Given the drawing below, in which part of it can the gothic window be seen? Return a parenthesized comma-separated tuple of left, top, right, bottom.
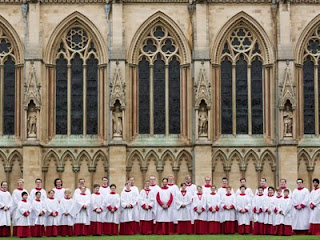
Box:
(0, 29, 15, 135)
(302, 26, 320, 135)
(220, 25, 264, 135)
(55, 27, 98, 135)
(138, 26, 181, 135)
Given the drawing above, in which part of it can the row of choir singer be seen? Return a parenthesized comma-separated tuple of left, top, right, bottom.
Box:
(0, 175, 320, 237)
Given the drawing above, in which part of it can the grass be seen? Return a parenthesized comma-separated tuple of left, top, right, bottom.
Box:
(8, 235, 320, 240)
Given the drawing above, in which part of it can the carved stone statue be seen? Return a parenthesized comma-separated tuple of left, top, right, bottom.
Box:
(283, 104, 293, 137)
(27, 106, 37, 138)
(198, 106, 208, 137)
(112, 105, 123, 137)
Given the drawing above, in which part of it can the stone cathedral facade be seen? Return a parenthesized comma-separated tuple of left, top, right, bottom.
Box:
(0, 0, 320, 192)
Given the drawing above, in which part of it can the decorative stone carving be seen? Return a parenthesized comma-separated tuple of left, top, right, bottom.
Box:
(24, 62, 41, 109)
(283, 101, 293, 137)
(198, 103, 208, 137)
(280, 61, 296, 110)
(112, 101, 123, 138)
(194, 63, 211, 108)
(110, 62, 126, 108)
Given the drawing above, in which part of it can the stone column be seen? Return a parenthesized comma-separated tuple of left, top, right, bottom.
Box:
(23, 145, 42, 191)
(109, 144, 127, 192)
(194, 144, 211, 185)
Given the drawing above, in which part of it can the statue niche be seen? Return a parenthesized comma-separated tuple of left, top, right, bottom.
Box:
(283, 100, 293, 137)
(27, 101, 37, 138)
(112, 100, 123, 140)
(198, 100, 208, 137)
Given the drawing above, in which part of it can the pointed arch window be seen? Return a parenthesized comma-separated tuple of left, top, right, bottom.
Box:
(55, 27, 99, 135)
(302, 25, 320, 135)
(137, 26, 181, 135)
(0, 28, 16, 135)
(220, 25, 264, 135)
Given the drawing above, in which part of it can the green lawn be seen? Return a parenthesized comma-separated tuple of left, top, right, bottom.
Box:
(8, 235, 320, 240)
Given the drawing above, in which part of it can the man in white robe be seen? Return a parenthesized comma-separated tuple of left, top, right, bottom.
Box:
(309, 178, 320, 235)
(154, 178, 175, 235)
(30, 178, 47, 201)
(292, 178, 310, 234)
(236, 185, 251, 234)
(207, 185, 221, 234)
(12, 178, 29, 236)
(0, 181, 12, 237)
(103, 184, 120, 235)
(73, 178, 91, 198)
(235, 178, 254, 198)
(149, 175, 161, 193)
(255, 177, 268, 195)
(139, 180, 154, 235)
(218, 177, 234, 199)
(53, 178, 65, 203)
(71, 186, 91, 236)
(120, 182, 138, 235)
(202, 176, 212, 195)
(279, 178, 291, 196)
(175, 183, 192, 234)
(185, 175, 197, 196)
(99, 176, 110, 196)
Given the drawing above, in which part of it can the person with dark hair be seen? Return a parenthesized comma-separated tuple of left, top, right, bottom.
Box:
(100, 177, 110, 196)
(263, 187, 276, 235)
(154, 177, 174, 235)
(139, 180, 154, 235)
(53, 178, 65, 203)
(0, 181, 12, 237)
(120, 182, 138, 235)
(91, 184, 103, 236)
(252, 186, 265, 235)
(15, 191, 32, 237)
(235, 178, 254, 198)
(218, 177, 234, 199)
(103, 184, 120, 235)
(236, 185, 251, 234)
(30, 178, 47, 201)
(207, 185, 221, 234)
(185, 175, 197, 196)
(175, 183, 192, 234)
(279, 178, 291, 196)
(255, 178, 268, 195)
(292, 178, 310, 235)
(309, 178, 320, 235)
(31, 191, 46, 237)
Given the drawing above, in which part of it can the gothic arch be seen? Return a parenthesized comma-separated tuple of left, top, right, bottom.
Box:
(211, 11, 274, 64)
(145, 150, 160, 166)
(0, 16, 24, 64)
(44, 11, 107, 64)
(61, 150, 76, 167)
(312, 149, 320, 166)
(126, 150, 144, 172)
(161, 150, 175, 164)
(295, 14, 320, 64)
(176, 150, 192, 165)
(298, 149, 312, 168)
(43, 150, 60, 168)
(92, 150, 108, 169)
(128, 11, 191, 64)
(77, 150, 91, 167)
(8, 150, 22, 170)
(228, 149, 243, 168)
(260, 150, 275, 171)
(212, 149, 228, 171)
(244, 149, 259, 163)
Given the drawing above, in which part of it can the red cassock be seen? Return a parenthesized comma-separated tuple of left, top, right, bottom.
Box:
(309, 224, 320, 235)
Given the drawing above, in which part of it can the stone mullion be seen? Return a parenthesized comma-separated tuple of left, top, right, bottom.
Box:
(0, 64, 3, 136)
(149, 65, 154, 135)
(165, 65, 169, 136)
(67, 64, 72, 136)
(16, 66, 21, 138)
(248, 65, 252, 135)
(98, 66, 104, 138)
(180, 66, 185, 137)
(314, 65, 319, 136)
(132, 66, 138, 137)
(83, 64, 87, 136)
(232, 64, 236, 135)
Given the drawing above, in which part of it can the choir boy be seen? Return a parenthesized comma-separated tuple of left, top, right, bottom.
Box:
(53, 178, 65, 202)
(139, 180, 154, 235)
(15, 191, 32, 238)
(0, 181, 12, 237)
(175, 183, 193, 234)
(120, 182, 138, 235)
(276, 189, 293, 236)
(309, 178, 320, 235)
(71, 186, 91, 236)
(30, 178, 47, 201)
(292, 178, 310, 234)
(236, 185, 251, 234)
(207, 185, 221, 234)
(59, 189, 74, 236)
(91, 184, 104, 235)
(99, 177, 110, 196)
(220, 186, 236, 234)
(45, 189, 60, 237)
(103, 184, 120, 235)
(31, 191, 46, 237)
(252, 186, 265, 235)
(263, 186, 276, 235)
(155, 178, 175, 235)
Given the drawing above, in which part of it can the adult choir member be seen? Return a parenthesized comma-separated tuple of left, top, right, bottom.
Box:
(235, 178, 254, 198)
(73, 179, 91, 198)
(309, 178, 320, 235)
(53, 178, 65, 202)
(99, 177, 110, 196)
(30, 178, 47, 201)
(202, 176, 212, 195)
(0, 181, 12, 237)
